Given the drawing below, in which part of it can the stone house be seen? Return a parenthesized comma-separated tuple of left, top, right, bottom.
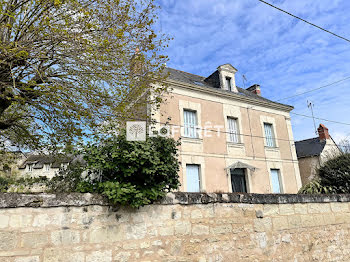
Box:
(295, 124, 341, 186)
(147, 64, 302, 193)
(17, 155, 72, 179)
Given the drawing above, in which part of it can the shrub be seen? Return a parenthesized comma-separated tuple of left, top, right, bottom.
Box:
(299, 153, 350, 194)
(317, 153, 350, 193)
(48, 131, 181, 208)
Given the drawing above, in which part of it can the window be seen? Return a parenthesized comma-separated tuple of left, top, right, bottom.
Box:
(225, 77, 232, 91)
(231, 168, 247, 193)
(264, 123, 276, 147)
(227, 117, 239, 143)
(45, 164, 50, 171)
(28, 164, 33, 172)
(186, 164, 201, 192)
(184, 110, 198, 138)
(270, 169, 283, 193)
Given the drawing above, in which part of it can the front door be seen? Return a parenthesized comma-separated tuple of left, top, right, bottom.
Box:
(231, 168, 247, 193)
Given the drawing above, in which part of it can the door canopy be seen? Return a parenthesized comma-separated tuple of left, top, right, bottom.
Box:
(225, 161, 256, 174)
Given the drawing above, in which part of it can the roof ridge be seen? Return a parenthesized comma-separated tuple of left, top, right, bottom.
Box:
(295, 137, 319, 143)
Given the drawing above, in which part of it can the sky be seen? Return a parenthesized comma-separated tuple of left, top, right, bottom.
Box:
(155, 0, 350, 143)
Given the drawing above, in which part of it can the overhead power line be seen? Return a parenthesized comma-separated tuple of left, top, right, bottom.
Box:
(276, 76, 350, 102)
(115, 113, 345, 148)
(290, 112, 350, 126)
(257, 0, 350, 43)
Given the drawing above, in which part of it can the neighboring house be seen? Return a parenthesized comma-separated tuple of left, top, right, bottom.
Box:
(148, 64, 302, 193)
(295, 124, 341, 186)
(18, 155, 72, 179)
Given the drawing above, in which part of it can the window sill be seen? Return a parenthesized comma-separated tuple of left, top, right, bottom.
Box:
(227, 142, 244, 148)
(265, 146, 279, 152)
(181, 136, 203, 144)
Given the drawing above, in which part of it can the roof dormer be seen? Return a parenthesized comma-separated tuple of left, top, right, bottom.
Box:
(204, 64, 238, 93)
(217, 64, 238, 92)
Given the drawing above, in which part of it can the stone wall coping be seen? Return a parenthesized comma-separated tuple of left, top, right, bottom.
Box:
(1, 192, 350, 208)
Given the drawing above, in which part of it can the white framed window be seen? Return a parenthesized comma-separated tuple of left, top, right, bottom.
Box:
(186, 164, 201, 192)
(270, 169, 283, 193)
(225, 77, 232, 91)
(28, 164, 33, 172)
(45, 164, 50, 171)
(184, 110, 198, 138)
(264, 123, 276, 147)
(227, 117, 239, 143)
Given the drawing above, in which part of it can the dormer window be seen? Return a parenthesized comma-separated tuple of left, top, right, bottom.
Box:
(225, 77, 232, 91)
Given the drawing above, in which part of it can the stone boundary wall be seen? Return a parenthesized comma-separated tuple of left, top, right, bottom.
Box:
(1, 193, 350, 261)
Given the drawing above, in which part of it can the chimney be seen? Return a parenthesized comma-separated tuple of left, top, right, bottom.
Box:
(130, 48, 144, 76)
(247, 84, 261, 96)
(317, 124, 330, 141)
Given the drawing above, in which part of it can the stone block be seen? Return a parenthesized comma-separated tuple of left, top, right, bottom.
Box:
(279, 204, 295, 215)
(335, 213, 350, 224)
(89, 225, 126, 243)
(43, 248, 84, 262)
(272, 217, 288, 231)
(294, 203, 308, 214)
(287, 215, 301, 228)
(51, 230, 80, 245)
(331, 203, 349, 213)
(114, 251, 131, 262)
(263, 205, 279, 216)
(0, 231, 18, 251)
(21, 232, 48, 248)
(323, 213, 336, 225)
(190, 210, 203, 219)
(0, 215, 9, 228)
(9, 215, 32, 228)
(307, 203, 331, 214)
(86, 250, 112, 262)
(14, 257, 39, 262)
(300, 215, 314, 227)
(126, 223, 147, 240)
(210, 224, 232, 235)
(192, 225, 209, 235)
(254, 218, 272, 232)
(159, 226, 174, 236)
(174, 221, 191, 235)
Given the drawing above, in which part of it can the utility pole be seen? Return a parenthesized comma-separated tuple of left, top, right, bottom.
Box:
(307, 100, 318, 135)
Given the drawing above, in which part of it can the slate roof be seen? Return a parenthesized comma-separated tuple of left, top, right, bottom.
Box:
(164, 67, 293, 109)
(19, 155, 73, 169)
(295, 137, 326, 158)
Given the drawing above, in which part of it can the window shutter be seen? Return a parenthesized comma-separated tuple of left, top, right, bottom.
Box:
(270, 169, 282, 193)
(264, 123, 275, 147)
(228, 118, 239, 143)
(186, 165, 200, 192)
(184, 110, 197, 138)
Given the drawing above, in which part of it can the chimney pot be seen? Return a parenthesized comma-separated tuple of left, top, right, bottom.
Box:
(247, 84, 261, 96)
(317, 124, 330, 141)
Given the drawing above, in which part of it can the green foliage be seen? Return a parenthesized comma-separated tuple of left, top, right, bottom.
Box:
(298, 179, 335, 194)
(0, 175, 11, 192)
(317, 153, 350, 193)
(0, 0, 170, 151)
(46, 132, 181, 208)
(46, 161, 85, 193)
(0, 175, 47, 192)
(299, 153, 350, 194)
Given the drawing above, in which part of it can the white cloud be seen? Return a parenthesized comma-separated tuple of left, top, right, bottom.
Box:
(157, 0, 350, 141)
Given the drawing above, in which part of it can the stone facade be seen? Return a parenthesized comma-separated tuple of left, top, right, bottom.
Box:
(1, 193, 350, 261)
